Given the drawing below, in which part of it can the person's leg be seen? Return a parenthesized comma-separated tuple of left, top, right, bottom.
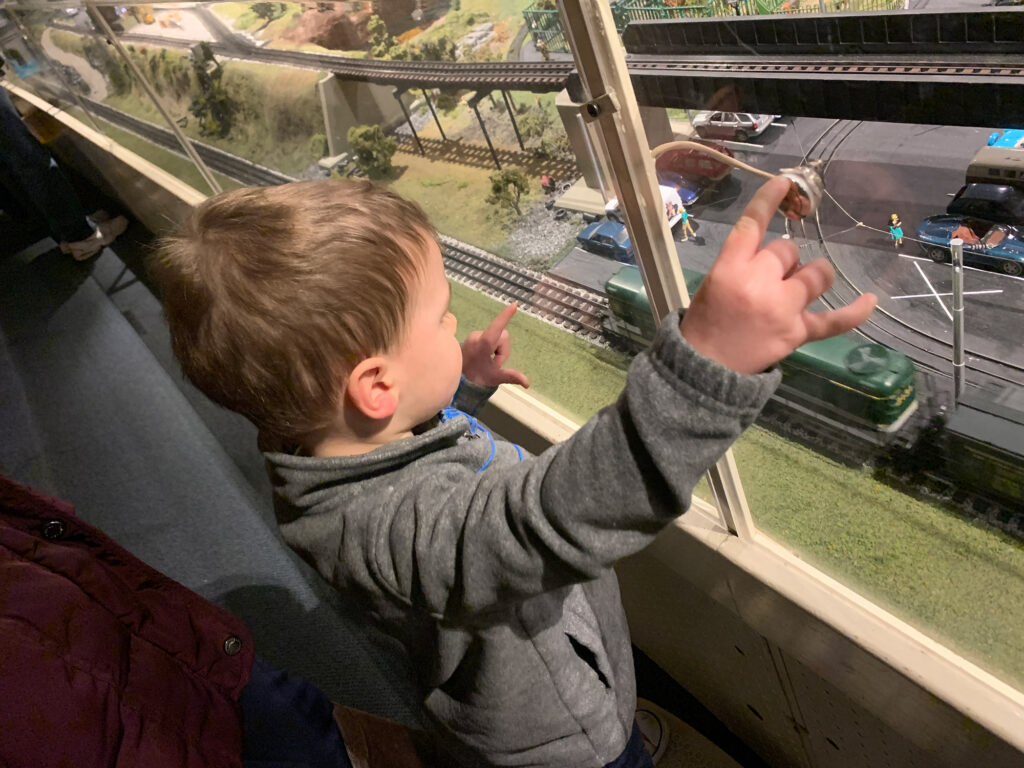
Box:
(0, 88, 93, 244)
(240, 655, 353, 768)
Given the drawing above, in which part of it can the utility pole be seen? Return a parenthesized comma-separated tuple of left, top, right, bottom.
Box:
(951, 237, 965, 403)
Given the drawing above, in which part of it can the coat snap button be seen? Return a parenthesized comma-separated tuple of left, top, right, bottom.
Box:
(42, 520, 66, 540)
(223, 635, 243, 656)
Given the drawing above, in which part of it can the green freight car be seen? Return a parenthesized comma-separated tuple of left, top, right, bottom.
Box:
(603, 266, 918, 432)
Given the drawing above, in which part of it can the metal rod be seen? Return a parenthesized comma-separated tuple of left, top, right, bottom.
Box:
(576, 112, 609, 202)
(7, 12, 105, 136)
(501, 90, 525, 152)
(421, 88, 446, 141)
(951, 237, 965, 403)
(558, 0, 756, 539)
(87, 3, 222, 194)
(470, 96, 500, 170)
(393, 88, 423, 155)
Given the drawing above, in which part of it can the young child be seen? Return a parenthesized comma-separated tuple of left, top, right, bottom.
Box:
(151, 177, 875, 768)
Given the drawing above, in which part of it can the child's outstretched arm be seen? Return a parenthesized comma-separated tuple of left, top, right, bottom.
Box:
(681, 176, 877, 375)
(299, 179, 877, 621)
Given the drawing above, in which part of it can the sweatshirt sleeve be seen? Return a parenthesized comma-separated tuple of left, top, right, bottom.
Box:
(451, 376, 497, 416)
(341, 310, 782, 621)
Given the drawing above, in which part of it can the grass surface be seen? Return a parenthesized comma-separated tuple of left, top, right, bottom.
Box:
(49, 29, 89, 58)
(449, 281, 628, 421)
(387, 148, 540, 256)
(449, 280, 1024, 692)
(97, 48, 324, 176)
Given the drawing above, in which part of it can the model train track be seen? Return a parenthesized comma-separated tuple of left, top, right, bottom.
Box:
(80, 96, 294, 187)
(79, 94, 607, 343)
(68, 90, 606, 345)
(102, 27, 575, 92)
(440, 236, 608, 343)
(627, 55, 1024, 79)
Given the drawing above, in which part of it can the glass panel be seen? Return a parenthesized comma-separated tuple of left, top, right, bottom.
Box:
(581, 0, 1024, 692)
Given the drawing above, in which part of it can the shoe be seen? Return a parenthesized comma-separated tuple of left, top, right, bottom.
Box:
(64, 215, 128, 261)
(635, 700, 669, 766)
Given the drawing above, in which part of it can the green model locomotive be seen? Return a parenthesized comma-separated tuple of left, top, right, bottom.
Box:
(603, 266, 919, 432)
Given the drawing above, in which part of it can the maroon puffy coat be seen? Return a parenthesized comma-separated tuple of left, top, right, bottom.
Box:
(0, 475, 253, 767)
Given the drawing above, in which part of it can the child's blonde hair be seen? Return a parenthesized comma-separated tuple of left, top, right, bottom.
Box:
(150, 178, 436, 442)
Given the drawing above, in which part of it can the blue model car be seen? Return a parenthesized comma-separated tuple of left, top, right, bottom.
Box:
(655, 170, 706, 206)
(576, 219, 634, 263)
(987, 129, 1024, 148)
(916, 215, 1024, 276)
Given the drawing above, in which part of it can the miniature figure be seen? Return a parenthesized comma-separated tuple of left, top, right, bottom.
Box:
(680, 204, 696, 241)
(889, 214, 904, 248)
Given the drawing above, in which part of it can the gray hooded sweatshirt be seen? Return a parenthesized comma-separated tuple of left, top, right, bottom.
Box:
(265, 312, 780, 768)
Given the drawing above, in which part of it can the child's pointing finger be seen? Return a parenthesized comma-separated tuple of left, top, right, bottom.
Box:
(481, 303, 518, 346)
(720, 176, 791, 264)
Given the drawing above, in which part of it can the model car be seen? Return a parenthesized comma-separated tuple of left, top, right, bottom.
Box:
(605, 184, 684, 229)
(946, 183, 1024, 227)
(576, 219, 634, 263)
(691, 112, 778, 142)
(655, 170, 708, 206)
(987, 129, 1024, 148)
(916, 215, 1024, 276)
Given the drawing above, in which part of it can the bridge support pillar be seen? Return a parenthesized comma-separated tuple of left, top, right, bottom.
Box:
(555, 88, 671, 195)
(316, 74, 406, 157)
(469, 92, 501, 170)
(393, 88, 424, 155)
(502, 90, 525, 152)
(422, 89, 447, 141)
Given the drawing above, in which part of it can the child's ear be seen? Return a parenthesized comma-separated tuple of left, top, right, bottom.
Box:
(345, 357, 399, 420)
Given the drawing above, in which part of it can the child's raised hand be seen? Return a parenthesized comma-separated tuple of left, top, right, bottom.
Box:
(461, 303, 530, 389)
(680, 176, 878, 375)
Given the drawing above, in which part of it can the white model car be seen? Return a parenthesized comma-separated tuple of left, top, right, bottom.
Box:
(691, 111, 779, 142)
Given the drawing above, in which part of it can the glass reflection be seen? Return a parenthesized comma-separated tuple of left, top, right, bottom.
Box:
(5, 0, 1020, 691)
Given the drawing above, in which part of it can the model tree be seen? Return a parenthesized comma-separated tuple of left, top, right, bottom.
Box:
(347, 124, 397, 178)
(487, 168, 530, 216)
(188, 42, 234, 138)
(250, 2, 285, 27)
(367, 15, 406, 59)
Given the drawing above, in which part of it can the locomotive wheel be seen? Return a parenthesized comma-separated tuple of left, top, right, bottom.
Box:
(1002, 260, 1023, 277)
(927, 247, 949, 263)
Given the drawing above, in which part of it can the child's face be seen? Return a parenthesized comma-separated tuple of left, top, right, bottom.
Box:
(391, 239, 463, 426)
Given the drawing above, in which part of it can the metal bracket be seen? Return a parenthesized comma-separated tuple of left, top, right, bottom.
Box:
(579, 92, 618, 122)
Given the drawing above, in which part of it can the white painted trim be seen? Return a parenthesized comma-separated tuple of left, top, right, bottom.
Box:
(678, 517, 1024, 753)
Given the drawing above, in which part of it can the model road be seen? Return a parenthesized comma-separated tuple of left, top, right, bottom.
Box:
(559, 117, 1024, 390)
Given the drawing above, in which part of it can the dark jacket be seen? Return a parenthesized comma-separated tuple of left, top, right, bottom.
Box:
(0, 474, 254, 768)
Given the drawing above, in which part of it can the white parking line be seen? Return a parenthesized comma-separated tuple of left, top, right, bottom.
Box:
(913, 261, 953, 321)
(771, 122, 789, 128)
(891, 290, 1003, 299)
